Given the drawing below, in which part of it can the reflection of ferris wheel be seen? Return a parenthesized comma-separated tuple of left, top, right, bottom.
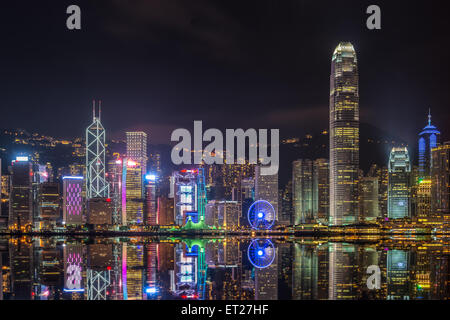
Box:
(247, 200, 275, 229)
(247, 239, 276, 269)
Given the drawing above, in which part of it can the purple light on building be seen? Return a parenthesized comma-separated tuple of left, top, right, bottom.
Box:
(63, 176, 84, 225)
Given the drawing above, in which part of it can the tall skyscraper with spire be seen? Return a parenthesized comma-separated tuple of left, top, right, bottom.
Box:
(86, 100, 109, 199)
(329, 42, 359, 226)
(418, 109, 440, 179)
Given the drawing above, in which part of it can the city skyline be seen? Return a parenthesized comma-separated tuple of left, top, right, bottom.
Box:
(1, 1, 450, 304)
(1, 1, 449, 151)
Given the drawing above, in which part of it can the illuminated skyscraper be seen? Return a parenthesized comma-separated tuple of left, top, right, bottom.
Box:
(9, 156, 33, 230)
(431, 142, 450, 215)
(292, 160, 313, 224)
(63, 176, 84, 225)
(205, 200, 241, 230)
(107, 158, 123, 225)
(122, 159, 144, 226)
(418, 110, 440, 179)
(126, 132, 148, 176)
(293, 159, 329, 225)
(86, 101, 109, 199)
(145, 174, 157, 226)
(388, 147, 411, 219)
(87, 197, 112, 225)
(359, 177, 379, 221)
(255, 165, 278, 222)
(37, 182, 60, 228)
(157, 196, 175, 226)
(313, 159, 329, 223)
(329, 42, 359, 226)
(416, 179, 432, 220)
(173, 170, 197, 226)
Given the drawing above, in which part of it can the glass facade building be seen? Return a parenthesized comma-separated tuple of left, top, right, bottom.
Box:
(329, 42, 359, 225)
(126, 131, 148, 176)
(431, 142, 450, 214)
(388, 147, 411, 219)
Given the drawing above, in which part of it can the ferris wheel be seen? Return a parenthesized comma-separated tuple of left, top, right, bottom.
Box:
(247, 239, 276, 269)
(247, 200, 275, 230)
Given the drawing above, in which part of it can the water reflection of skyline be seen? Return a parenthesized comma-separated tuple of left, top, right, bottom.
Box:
(1, 237, 449, 300)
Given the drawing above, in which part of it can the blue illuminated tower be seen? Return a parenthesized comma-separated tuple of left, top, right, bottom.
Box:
(86, 101, 109, 199)
(418, 109, 440, 179)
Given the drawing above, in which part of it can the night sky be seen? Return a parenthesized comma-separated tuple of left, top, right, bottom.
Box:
(1, 0, 450, 149)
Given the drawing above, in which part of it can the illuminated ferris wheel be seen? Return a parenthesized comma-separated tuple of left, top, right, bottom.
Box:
(247, 200, 275, 230)
(247, 239, 276, 269)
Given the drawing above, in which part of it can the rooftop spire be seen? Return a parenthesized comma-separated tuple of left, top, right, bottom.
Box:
(99, 100, 102, 121)
(428, 108, 431, 126)
(92, 100, 96, 120)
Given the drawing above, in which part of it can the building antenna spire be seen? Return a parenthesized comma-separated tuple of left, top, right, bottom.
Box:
(99, 100, 102, 121)
(92, 100, 96, 120)
(428, 107, 431, 126)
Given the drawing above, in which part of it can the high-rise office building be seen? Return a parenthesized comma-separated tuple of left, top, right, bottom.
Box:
(388, 147, 411, 219)
(359, 177, 379, 221)
(86, 101, 109, 199)
(367, 164, 388, 219)
(122, 159, 144, 226)
(9, 156, 33, 230)
(293, 159, 329, 225)
(37, 182, 60, 228)
(145, 174, 157, 226)
(63, 176, 84, 225)
(205, 200, 241, 230)
(126, 132, 148, 176)
(313, 159, 329, 223)
(87, 197, 113, 225)
(255, 165, 278, 222)
(280, 180, 292, 226)
(157, 196, 175, 226)
(173, 170, 197, 226)
(431, 142, 450, 215)
(292, 159, 313, 224)
(107, 158, 123, 225)
(418, 110, 440, 179)
(292, 160, 313, 224)
(416, 179, 432, 220)
(329, 42, 359, 226)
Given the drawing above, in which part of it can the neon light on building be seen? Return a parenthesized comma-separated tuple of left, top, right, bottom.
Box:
(174, 170, 197, 225)
(63, 176, 84, 225)
(64, 245, 84, 293)
(418, 109, 440, 179)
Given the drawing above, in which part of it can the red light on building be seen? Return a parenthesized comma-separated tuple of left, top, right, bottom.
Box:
(106, 198, 111, 202)
(107, 266, 111, 270)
